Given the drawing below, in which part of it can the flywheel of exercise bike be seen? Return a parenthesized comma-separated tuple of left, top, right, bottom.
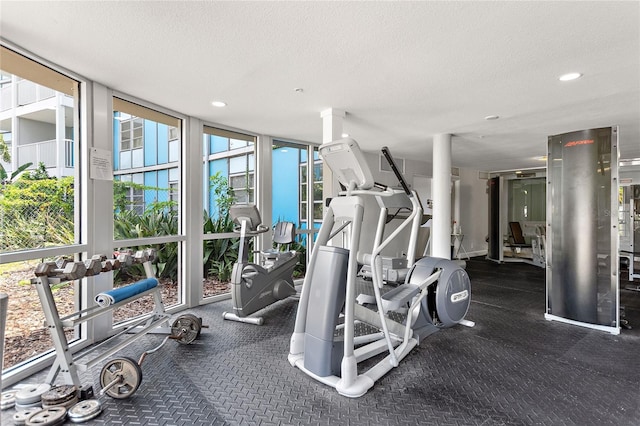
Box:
(407, 257, 471, 328)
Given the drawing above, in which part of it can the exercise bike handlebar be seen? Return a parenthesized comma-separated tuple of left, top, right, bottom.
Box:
(233, 223, 270, 235)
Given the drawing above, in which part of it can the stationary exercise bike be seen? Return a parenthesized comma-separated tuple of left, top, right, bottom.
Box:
(222, 204, 298, 325)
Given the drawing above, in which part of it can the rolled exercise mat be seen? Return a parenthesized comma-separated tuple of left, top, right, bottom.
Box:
(95, 278, 158, 307)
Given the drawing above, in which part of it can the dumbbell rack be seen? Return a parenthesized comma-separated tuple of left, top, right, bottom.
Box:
(32, 255, 172, 393)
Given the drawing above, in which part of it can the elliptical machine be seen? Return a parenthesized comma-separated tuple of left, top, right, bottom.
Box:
(288, 138, 472, 397)
(222, 204, 298, 325)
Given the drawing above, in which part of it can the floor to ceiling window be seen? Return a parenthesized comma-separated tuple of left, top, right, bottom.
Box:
(112, 97, 184, 319)
(271, 141, 322, 272)
(202, 126, 256, 299)
(0, 45, 82, 372)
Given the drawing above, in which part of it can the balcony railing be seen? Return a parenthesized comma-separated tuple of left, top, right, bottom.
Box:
(16, 139, 74, 170)
(0, 80, 56, 112)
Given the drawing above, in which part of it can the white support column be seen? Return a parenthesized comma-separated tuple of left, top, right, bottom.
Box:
(256, 135, 273, 254)
(86, 82, 115, 342)
(432, 133, 452, 259)
(55, 93, 66, 176)
(10, 76, 18, 173)
(184, 117, 204, 306)
(320, 108, 345, 202)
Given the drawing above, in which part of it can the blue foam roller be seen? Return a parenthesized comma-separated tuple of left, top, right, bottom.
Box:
(95, 278, 158, 307)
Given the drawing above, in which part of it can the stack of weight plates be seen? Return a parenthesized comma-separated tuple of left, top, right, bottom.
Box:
(12, 406, 43, 426)
(14, 383, 50, 410)
(41, 385, 79, 410)
(67, 399, 102, 423)
(1, 390, 17, 410)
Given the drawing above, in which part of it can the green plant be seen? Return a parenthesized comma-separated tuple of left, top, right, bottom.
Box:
(23, 162, 50, 180)
(209, 171, 235, 219)
(0, 162, 34, 184)
(0, 175, 74, 250)
(202, 171, 240, 281)
(203, 211, 239, 281)
(113, 201, 179, 282)
(0, 133, 9, 163)
(289, 238, 307, 278)
(210, 259, 233, 282)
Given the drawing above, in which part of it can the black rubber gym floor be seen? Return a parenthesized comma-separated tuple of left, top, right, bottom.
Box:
(3, 258, 640, 425)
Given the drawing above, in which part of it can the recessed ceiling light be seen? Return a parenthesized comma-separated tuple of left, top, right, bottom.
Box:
(484, 115, 499, 121)
(559, 72, 582, 82)
(341, 133, 350, 138)
(211, 101, 227, 107)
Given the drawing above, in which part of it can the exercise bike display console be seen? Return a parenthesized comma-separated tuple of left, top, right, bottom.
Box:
(222, 205, 298, 325)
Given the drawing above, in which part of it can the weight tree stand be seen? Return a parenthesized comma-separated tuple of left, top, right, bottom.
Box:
(31, 249, 205, 400)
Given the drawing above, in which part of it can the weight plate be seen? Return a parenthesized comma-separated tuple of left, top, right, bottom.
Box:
(42, 395, 78, 410)
(15, 401, 43, 410)
(1, 390, 16, 410)
(15, 383, 51, 405)
(25, 406, 67, 426)
(68, 399, 102, 423)
(12, 407, 42, 426)
(171, 314, 202, 344)
(41, 385, 78, 406)
(99, 357, 143, 399)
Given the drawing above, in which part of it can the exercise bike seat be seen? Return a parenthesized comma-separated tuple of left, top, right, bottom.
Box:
(262, 221, 296, 262)
(272, 221, 296, 245)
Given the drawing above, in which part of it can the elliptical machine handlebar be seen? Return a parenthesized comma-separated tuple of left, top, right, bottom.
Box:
(381, 146, 412, 197)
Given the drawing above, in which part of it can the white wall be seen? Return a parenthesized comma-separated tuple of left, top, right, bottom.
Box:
(18, 117, 53, 144)
(458, 168, 489, 257)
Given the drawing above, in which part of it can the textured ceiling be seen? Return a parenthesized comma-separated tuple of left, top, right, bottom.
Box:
(1, 1, 638, 171)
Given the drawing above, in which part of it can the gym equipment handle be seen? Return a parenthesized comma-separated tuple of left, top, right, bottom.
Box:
(381, 146, 412, 197)
(242, 265, 259, 279)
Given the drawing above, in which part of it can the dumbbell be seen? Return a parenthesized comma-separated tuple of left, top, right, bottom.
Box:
(145, 248, 157, 262)
(106, 258, 121, 270)
(117, 250, 134, 267)
(132, 248, 157, 264)
(84, 258, 103, 276)
(35, 261, 87, 280)
(99, 258, 121, 272)
(134, 250, 150, 263)
(56, 257, 72, 269)
(100, 260, 112, 272)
